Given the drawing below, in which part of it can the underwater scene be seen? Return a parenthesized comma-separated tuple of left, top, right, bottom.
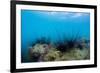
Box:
(21, 10, 90, 63)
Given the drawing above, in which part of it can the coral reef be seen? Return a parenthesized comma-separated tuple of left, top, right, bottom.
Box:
(44, 48, 61, 61)
(28, 36, 90, 62)
(29, 43, 49, 62)
(60, 48, 90, 60)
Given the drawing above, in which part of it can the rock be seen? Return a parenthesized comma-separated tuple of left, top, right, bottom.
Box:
(60, 48, 90, 60)
(44, 48, 61, 61)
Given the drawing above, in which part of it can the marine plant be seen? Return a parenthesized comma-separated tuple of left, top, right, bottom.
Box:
(56, 34, 79, 52)
(35, 37, 51, 44)
(28, 33, 90, 62)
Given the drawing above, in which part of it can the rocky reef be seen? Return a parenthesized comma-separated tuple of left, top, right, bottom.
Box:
(28, 37, 90, 62)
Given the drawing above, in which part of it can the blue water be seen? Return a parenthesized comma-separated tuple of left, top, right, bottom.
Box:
(21, 10, 90, 62)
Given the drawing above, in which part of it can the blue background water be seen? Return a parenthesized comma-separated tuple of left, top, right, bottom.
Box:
(21, 10, 90, 62)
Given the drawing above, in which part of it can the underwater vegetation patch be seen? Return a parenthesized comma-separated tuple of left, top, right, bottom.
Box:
(27, 35, 90, 62)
